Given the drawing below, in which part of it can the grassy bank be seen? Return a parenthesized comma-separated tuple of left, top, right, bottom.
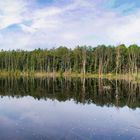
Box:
(0, 70, 139, 81)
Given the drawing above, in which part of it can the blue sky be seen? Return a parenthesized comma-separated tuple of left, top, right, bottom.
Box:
(0, 0, 140, 50)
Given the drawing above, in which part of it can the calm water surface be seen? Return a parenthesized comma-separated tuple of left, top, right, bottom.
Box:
(0, 77, 140, 140)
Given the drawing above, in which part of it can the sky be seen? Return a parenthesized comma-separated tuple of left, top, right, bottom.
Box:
(0, 0, 140, 50)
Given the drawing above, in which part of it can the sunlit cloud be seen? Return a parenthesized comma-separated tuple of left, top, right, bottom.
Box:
(0, 0, 140, 50)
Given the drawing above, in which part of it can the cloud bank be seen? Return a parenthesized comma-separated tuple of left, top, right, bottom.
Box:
(0, 0, 140, 50)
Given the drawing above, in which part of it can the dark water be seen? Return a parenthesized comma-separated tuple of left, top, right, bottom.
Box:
(0, 77, 140, 140)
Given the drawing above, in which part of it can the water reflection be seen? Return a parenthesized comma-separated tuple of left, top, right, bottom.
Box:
(0, 77, 140, 109)
(0, 77, 140, 140)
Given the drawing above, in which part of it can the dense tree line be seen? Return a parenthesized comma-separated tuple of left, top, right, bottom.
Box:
(0, 44, 140, 75)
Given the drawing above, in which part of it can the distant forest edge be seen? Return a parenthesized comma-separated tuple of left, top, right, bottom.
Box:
(0, 44, 140, 78)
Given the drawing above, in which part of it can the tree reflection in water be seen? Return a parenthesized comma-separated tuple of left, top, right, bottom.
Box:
(0, 77, 139, 109)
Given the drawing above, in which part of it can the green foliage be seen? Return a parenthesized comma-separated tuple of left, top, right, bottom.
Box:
(0, 44, 140, 75)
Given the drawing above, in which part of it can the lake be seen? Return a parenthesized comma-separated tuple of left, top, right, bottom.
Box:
(0, 77, 139, 140)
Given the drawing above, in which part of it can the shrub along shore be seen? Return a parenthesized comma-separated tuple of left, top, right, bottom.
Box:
(0, 70, 139, 82)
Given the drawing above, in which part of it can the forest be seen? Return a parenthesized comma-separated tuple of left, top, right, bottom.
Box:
(0, 44, 139, 76)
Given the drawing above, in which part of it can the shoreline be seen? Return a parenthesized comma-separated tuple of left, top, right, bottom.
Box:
(0, 71, 138, 80)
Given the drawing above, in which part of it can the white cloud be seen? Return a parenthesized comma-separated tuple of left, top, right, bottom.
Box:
(0, 0, 28, 29)
(0, 0, 140, 50)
